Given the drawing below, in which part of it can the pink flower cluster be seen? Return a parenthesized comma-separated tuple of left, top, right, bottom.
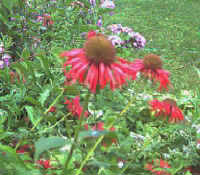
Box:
(36, 14, 53, 27)
(0, 42, 11, 69)
(100, 0, 115, 9)
(64, 96, 89, 119)
(107, 24, 146, 48)
(149, 99, 184, 123)
(145, 159, 171, 175)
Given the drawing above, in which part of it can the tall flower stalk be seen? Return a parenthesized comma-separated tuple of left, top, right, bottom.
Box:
(62, 93, 91, 174)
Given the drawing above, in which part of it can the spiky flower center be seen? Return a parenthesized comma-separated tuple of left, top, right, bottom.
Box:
(163, 98, 177, 107)
(84, 36, 116, 64)
(143, 54, 162, 70)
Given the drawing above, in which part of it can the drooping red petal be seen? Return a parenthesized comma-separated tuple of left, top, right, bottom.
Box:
(130, 59, 144, 72)
(85, 64, 98, 93)
(106, 66, 116, 90)
(99, 63, 106, 89)
(87, 30, 97, 39)
(75, 63, 89, 83)
(66, 57, 82, 65)
(60, 49, 83, 58)
(156, 69, 170, 91)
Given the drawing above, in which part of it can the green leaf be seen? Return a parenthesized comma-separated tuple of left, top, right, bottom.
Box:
(38, 87, 51, 107)
(21, 48, 30, 60)
(12, 62, 27, 75)
(0, 109, 7, 124)
(194, 67, 200, 79)
(2, 0, 17, 10)
(36, 55, 52, 78)
(24, 96, 41, 106)
(34, 136, 68, 160)
(25, 106, 40, 126)
(0, 144, 27, 168)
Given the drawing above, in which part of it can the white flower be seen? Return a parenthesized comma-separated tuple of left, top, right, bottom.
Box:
(118, 161, 124, 168)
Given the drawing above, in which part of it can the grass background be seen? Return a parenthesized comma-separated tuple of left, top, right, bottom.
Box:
(103, 0, 200, 92)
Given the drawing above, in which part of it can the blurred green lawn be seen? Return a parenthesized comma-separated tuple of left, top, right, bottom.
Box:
(104, 0, 200, 91)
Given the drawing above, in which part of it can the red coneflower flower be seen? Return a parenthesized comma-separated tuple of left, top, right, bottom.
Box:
(149, 99, 184, 123)
(145, 159, 171, 175)
(64, 96, 89, 119)
(130, 54, 171, 91)
(60, 31, 135, 93)
(42, 14, 54, 27)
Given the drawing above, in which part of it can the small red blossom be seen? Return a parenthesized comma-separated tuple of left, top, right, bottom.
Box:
(48, 106, 56, 113)
(37, 159, 52, 169)
(130, 54, 171, 91)
(37, 14, 53, 27)
(16, 144, 30, 154)
(61, 31, 136, 93)
(64, 96, 89, 119)
(145, 159, 171, 175)
(42, 14, 54, 26)
(149, 99, 184, 123)
(92, 122, 104, 131)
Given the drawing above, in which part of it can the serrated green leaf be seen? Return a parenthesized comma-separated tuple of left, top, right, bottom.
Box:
(12, 62, 27, 75)
(24, 96, 41, 106)
(21, 48, 30, 60)
(36, 55, 52, 78)
(38, 87, 51, 106)
(25, 106, 40, 126)
(34, 136, 68, 160)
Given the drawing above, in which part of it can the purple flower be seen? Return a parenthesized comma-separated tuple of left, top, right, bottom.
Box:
(97, 16, 102, 27)
(129, 32, 146, 49)
(88, 9, 93, 14)
(107, 24, 122, 34)
(121, 27, 133, 33)
(108, 35, 123, 47)
(89, 0, 96, 7)
(0, 46, 4, 54)
(0, 60, 4, 69)
(109, 11, 115, 16)
(100, 0, 115, 9)
(0, 54, 11, 69)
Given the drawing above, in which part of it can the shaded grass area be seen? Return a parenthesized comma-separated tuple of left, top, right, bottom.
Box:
(104, 0, 200, 91)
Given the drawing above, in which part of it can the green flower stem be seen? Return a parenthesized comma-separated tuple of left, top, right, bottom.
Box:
(75, 97, 135, 175)
(31, 88, 64, 131)
(62, 93, 91, 174)
(39, 113, 70, 134)
(120, 160, 134, 174)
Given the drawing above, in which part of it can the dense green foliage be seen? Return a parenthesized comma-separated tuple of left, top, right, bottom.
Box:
(0, 0, 199, 175)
